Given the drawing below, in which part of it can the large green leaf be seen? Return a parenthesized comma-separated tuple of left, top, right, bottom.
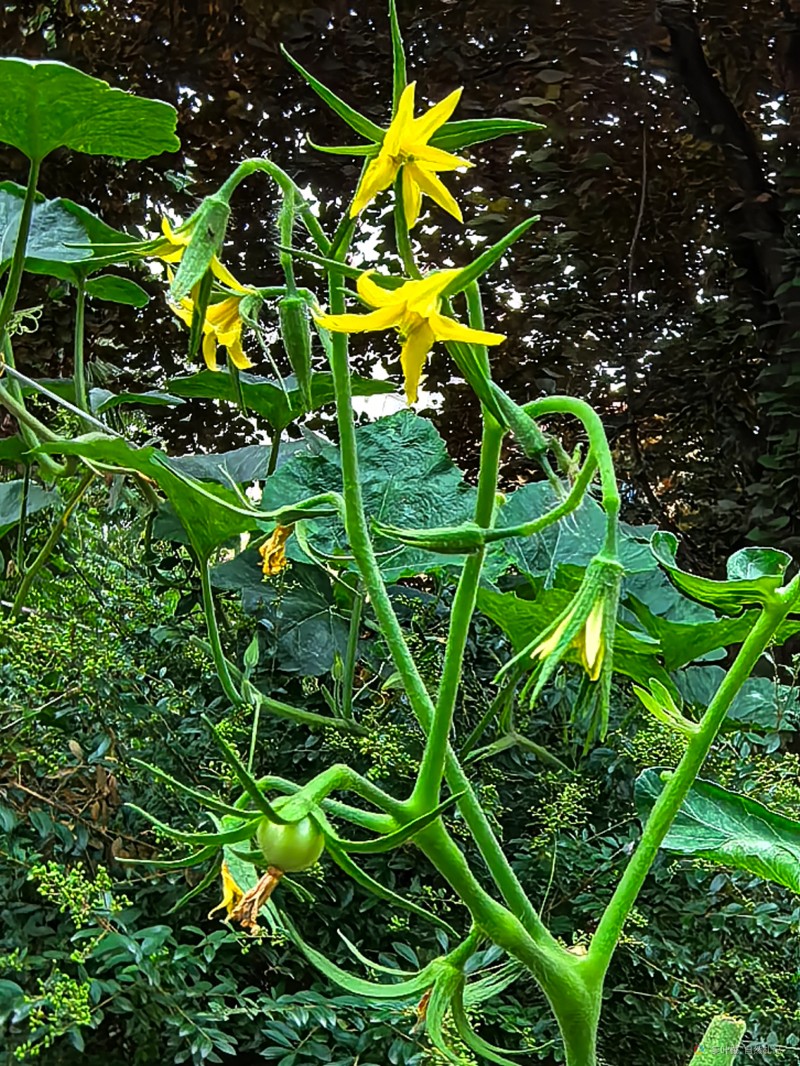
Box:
(636, 769, 800, 892)
(0, 58, 179, 162)
(261, 410, 487, 580)
(651, 532, 791, 615)
(0, 479, 57, 538)
(430, 118, 544, 153)
(476, 585, 670, 690)
(0, 182, 136, 282)
(212, 554, 349, 675)
(89, 388, 182, 414)
(85, 274, 149, 306)
(167, 370, 395, 432)
(674, 666, 800, 731)
(37, 435, 258, 558)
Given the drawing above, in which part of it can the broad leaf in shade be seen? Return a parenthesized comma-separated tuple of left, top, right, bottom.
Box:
(37, 435, 259, 558)
(674, 665, 800, 732)
(651, 531, 791, 615)
(475, 584, 670, 690)
(167, 370, 395, 432)
(0, 479, 57, 538)
(636, 768, 800, 892)
(212, 554, 349, 675)
(0, 436, 29, 464)
(261, 410, 486, 580)
(0, 182, 140, 285)
(89, 389, 183, 414)
(0, 58, 179, 163)
(689, 1015, 745, 1066)
(496, 482, 658, 582)
(626, 596, 800, 671)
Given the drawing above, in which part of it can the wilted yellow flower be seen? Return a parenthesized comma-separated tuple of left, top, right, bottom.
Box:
(169, 270, 255, 372)
(153, 217, 241, 289)
(315, 270, 504, 404)
(259, 525, 293, 576)
(207, 861, 244, 920)
(351, 82, 472, 228)
(532, 598, 606, 681)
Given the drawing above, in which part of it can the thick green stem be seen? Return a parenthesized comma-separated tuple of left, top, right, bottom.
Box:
(412, 285, 503, 808)
(266, 427, 281, 476)
(72, 281, 89, 417)
(324, 255, 557, 953)
(392, 176, 421, 279)
(587, 578, 800, 981)
(10, 470, 93, 618)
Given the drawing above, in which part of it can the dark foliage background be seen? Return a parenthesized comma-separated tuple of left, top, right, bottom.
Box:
(3, 0, 800, 563)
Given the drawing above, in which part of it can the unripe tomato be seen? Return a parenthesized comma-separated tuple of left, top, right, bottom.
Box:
(256, 815, 325, 872)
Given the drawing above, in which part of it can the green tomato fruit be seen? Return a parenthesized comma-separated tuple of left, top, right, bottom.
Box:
(256, 815, 325, 872)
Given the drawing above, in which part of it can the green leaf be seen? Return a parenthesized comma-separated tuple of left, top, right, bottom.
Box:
(0, 182, 138, 281)
(331, 791, 464, 853)
(688, 1015, 746, 1065)
(212, 554, 349, 676)
(117, 845, 219, 870)
(168, 444, 276, 486)
(0, 58, 179, 162)
(36, 434, 260, 557)
(440, 217, 538, 299)
(636, 769, 800, 892)
(167, 370, 394, 433)
(430, 118, 544, 153)
(651, 531, 791, 614)
(388, 0, 407, 112)
(476, 585, 672, 691)
(89, 388, 183, 414)
(271, 906, 435, 999)
(674, 666, 800, 731)
(0, 479, 58, 538)
(280, 47, 384, 144)
(85, 274, 149, 306)
(126, 803, 260, 846)
(131, 759, 260, 820)
(202, 714, 291, 824)
(261, 410, 489, 580)
(326, 840, 456, 935)
(0, 436, 29, 464)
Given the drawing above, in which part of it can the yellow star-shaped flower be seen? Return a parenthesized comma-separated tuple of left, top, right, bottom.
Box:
(315, 270, 504, 404)
(169, 268, 255, 373)
(351, 82, 473, 228)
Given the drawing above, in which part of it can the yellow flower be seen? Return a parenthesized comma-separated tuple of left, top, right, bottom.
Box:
(351, 82, 473, 228)
(169, 270, 254, 372)
(532, 599, 606, 681)
(259, 525, 293, 576)
(207, 861, 244, 920)
(315, 270, 504, 404)
(153, 217, 241, 289)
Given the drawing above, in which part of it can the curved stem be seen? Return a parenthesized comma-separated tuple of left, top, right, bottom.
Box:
(10, 469, 94, 619)
(341, 581, 363, 721)
(198, 557, 243, 707)
(523, 396, 620, 556)
(0, 158, 40, 336)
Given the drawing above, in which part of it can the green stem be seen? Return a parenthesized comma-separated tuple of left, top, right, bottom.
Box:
(198, 557, 243, 707)
(524, 396, 620, 556)
(15, 464, 30, 577)
(325, 247, 556, 952)
(73, 280, 88, 416)
(0, 158, 40, 337)
(1, 363, 121, 437)
(10, 470, 93, 618)
(341, 582, 363, 721)
(587, 578, 800, 982)
(412, 286, 503, 809)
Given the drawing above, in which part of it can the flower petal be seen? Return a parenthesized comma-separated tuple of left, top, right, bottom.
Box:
(581, 602, 605, 680)
(403, 271, 460, 317)
(211, 257, 249, 293)
(406, 163, 463, 222)
(350, 151, 399, 217)
(412, 144, 472, 171)
(357, 272, 402, 309)
(203, 330, 221, 371)
(402, 166, 423, 229)
(315, 305, 401, 334)
(385, 81, 417, 155)
(226, 334, 254, 370)
(411, 87, 463, 142)
(399, 321, 435, 404)
(429, 311, 505, 346)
